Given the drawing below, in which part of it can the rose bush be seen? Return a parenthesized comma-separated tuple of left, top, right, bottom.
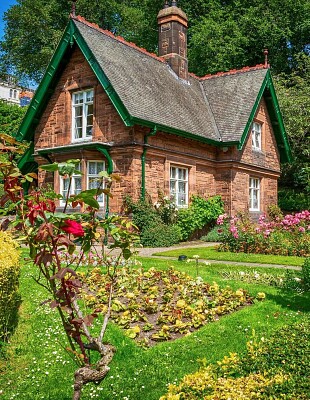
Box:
(0, 136, 138, 400)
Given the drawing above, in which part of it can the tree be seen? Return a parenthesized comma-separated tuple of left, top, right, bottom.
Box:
(1, 0, 309, 82)
(0, 100, 26, 137)
(275, 53, 310, 193)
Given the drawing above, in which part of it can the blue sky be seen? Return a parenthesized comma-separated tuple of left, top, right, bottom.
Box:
(0, 0, 17, 40)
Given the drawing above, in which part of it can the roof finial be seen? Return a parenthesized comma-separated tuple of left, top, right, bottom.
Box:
(71, 0, 77, 17)
(264, 48, 269, 68)
(171, 1, 178, 6)
(164, 0, 170, 8)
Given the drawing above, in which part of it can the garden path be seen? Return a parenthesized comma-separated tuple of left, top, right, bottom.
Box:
(135, 241, 301, 271)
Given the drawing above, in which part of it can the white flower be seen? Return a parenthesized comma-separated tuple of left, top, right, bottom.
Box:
(204, 261, 211, 266)
(294, 277, 301, 282)
(192, 255, 200, 259)
(239, 271, 245, 276)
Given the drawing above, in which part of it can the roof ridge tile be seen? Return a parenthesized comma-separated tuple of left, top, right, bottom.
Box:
(199, 64, 267, 80)
(72, 15, 165, 63)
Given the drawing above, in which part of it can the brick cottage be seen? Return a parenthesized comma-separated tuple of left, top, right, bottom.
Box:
(17, 1, 291, 216)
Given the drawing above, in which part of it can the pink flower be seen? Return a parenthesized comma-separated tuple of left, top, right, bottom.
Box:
(299, 226, 305, 233)
(61, 220, 85, 237)
(217, 214, 228, 225)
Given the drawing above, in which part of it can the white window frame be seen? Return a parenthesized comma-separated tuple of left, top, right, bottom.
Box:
(60, 163, 82, 205)
(72, 89, 94, 142)
(87, 161, 105, 206)
(249, 177, 260, 211)
(251, 121, 262, 151)
(170, 166, 188, 208)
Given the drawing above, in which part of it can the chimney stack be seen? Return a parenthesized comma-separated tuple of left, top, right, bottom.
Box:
(157, 1, 188, 80)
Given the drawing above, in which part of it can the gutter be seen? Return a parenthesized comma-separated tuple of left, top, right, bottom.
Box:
(141, 126, 157, 200)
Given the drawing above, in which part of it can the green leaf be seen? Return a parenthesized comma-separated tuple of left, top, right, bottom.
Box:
(122, 248, 132, 260)
(40, 163, 59, 172)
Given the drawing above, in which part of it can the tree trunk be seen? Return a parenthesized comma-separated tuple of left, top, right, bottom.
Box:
(72, 344, 115, 400)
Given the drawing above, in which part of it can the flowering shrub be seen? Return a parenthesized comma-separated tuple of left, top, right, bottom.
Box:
(154, 191, 178, 225)
(217, 210, 310, 256)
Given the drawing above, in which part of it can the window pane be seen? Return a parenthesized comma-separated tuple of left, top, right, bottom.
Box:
(74, 177, 82, 194)
(73, 92, 83, 104)
(86, 90, 94, 102)
(170, 167, 176, 179)
(178, 192, 186, 206)
(88, 178, 97, 189)
(62, 178, 69, 199)
(88, 162, 96, 175)
(87, 161, 105, 204)
(178, 181, 186, 194)
(75, 105, 83, 117)
(96, 162, 104, 174)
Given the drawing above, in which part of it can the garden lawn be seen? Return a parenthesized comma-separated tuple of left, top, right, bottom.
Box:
(0, 255, 309, 400)
(153, 246, 304, 266)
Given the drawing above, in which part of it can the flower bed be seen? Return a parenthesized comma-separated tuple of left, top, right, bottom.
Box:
(216, 210, 310, 257)
(80, 266, 254, 347)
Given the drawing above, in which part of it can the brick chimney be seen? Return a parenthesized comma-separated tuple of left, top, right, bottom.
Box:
(157, 1, 188, 80)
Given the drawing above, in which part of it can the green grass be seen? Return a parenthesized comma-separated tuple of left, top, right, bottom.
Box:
(153, 246, 304, 266)
(0, 255, 309, 400)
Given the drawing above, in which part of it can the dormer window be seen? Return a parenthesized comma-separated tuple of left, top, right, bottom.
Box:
(72, 89, 94, 141)
(251, 122, 262, 151)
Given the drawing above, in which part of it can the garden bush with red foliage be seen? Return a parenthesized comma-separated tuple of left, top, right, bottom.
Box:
(216, 210, 310, 257)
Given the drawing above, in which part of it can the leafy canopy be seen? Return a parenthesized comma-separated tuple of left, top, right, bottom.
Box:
(1, 0, 309, 82)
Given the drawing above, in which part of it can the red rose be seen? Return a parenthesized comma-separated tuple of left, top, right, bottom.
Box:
(61, 219, 85, 237)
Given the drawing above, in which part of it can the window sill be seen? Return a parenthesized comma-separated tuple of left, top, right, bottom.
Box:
(252, 148, 265, 155)
(71, 137, 93, 143)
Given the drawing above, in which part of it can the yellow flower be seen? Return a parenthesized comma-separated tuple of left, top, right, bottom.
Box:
(176, 299, 186, 308)
(256, 292, 266, 300)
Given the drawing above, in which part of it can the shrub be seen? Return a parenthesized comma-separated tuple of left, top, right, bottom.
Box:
(201, 225, 222, 242)
(140, 223, 182, 247)
(123, 196, 161, 231)
(177, 196, 224, 241)
(123, 195, 181, 247)
(160, 318, 310, 399)
(0, 231, 21, 346)
(124, 195, 224, 247)
(278, 188, 310, 212)
(283, 257, 310, 292)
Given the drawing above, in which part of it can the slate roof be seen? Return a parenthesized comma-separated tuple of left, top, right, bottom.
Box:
(73, 17, 268, 144)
